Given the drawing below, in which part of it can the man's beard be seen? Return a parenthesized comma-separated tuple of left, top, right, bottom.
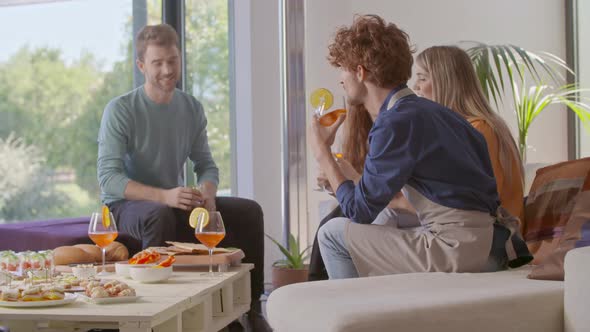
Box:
(156, 76, 177, 91)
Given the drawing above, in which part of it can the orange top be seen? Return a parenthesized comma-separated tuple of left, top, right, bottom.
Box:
(469, 118, 524, 221)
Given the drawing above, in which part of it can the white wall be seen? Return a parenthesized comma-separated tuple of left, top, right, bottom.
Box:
(303, 0, 569, 243)
(246, 0, 283, 284)
(303, 0, 353, 253)
(349, 0, 568, 164)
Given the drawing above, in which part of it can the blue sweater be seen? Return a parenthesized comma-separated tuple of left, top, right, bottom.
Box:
(97, 86, 219, 204)
(336, 86, 499, 223)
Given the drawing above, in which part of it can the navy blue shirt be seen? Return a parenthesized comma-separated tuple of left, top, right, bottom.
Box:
(335, 86, 500, 224)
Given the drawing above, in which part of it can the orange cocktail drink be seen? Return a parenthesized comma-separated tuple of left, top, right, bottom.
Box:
(318, 108, 347, 127)
(89, 232, 119, 248)
(190, 208, 226, 276)
(195, 232, 225, 249)
(88, 206, 118, 276)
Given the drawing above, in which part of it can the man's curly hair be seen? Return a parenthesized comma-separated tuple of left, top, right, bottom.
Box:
(328, 15, 414, 88)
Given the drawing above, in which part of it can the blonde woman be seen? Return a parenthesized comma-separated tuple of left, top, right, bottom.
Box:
(413, 46, 525, 221)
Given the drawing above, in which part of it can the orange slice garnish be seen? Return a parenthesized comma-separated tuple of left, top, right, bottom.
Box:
(310, 88, 334, 110)
(189, 207, 209, 229)
(102, 205, 111, 228)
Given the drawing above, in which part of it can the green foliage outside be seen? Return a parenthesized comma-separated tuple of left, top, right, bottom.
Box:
(0, 0, 231, 223)
(0, 134, 68, 221)
(185, 0, 231, 189)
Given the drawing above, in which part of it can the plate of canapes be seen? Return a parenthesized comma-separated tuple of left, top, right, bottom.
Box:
(77, 279, 138, 304)
(0, 285, 76, 307)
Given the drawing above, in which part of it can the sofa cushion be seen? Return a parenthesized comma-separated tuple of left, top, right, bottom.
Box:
(528, 179, 590, 281)
(267, 267, 563, 332)
(0, 217, 141, 254)
(524, 157, 590, 264)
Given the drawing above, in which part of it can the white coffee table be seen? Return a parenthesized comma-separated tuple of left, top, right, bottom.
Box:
(0, 264, 252, 332)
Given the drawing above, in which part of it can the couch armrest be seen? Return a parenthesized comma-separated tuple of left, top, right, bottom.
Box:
(564, 246, 590, 332)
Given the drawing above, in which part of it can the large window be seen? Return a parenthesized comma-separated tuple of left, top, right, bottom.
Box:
(0, 0, 233, 224)
(185, 0, 232, 194)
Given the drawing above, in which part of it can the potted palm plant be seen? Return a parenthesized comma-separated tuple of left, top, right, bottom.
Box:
(266, 233, 311, 290)
(513, 82, 590, 161)
(464, 42, 590, 161)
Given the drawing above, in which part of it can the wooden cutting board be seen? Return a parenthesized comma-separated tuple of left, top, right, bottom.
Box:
(151, 242, 244, 266)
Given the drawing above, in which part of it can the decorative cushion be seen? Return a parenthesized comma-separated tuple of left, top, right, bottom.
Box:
(523, 157, 590, 264)
(528, 177, 590, 280)
(0, 217, 142, 255)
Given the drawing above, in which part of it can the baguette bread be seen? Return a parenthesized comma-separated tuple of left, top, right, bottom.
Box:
(105, 242, 129, 261)
(53, 246, 95, 265)
(53, 242, 129, 265)
(73, 244, 102, 262)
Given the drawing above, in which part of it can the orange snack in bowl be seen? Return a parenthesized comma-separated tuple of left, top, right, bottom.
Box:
(154, 255, 176, 268)
(128, 249, 160, 265)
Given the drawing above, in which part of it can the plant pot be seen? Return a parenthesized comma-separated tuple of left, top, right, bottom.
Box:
(271, 265, 309, 290)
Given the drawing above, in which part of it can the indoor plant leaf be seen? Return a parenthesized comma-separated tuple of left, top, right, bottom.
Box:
(266, 233, 311, 269)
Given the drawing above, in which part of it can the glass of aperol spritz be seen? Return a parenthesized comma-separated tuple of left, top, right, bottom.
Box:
(88, 206, 118, 276)
(310, 87, 347, 127)
(191, 208, 226, 277)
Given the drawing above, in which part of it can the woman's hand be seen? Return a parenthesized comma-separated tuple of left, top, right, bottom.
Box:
(316, 170, 334, 193)
(387, 192, 417, 214)
(336, 158, 361, 184)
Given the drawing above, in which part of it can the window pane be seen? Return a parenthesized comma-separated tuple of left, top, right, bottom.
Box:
(185, 0, 232, 194)
(149, 0, 163, 25)
(0, 0, 160, 223)
(578, 0, 590, 157)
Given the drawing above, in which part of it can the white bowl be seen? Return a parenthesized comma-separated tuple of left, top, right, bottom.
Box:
(115, 262, 155, 278)
(114, 262, 132, 277)
(129, 265, 172, 283)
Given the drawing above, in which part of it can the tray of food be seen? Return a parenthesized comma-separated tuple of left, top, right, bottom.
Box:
(77, 279, 138, 304)
(0, 285, 77, 307)
(112, 243, 243, 276)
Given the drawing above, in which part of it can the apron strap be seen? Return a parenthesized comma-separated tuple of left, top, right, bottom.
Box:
(386, 87, 415, 111)
(495, 206, 520, 261)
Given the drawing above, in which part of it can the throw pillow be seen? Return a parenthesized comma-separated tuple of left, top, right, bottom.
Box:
(523, 157, 590, 264)
(528, 178, 590, 280)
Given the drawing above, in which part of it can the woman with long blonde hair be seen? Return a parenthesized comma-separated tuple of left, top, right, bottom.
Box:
(413, 45, 524, 220)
